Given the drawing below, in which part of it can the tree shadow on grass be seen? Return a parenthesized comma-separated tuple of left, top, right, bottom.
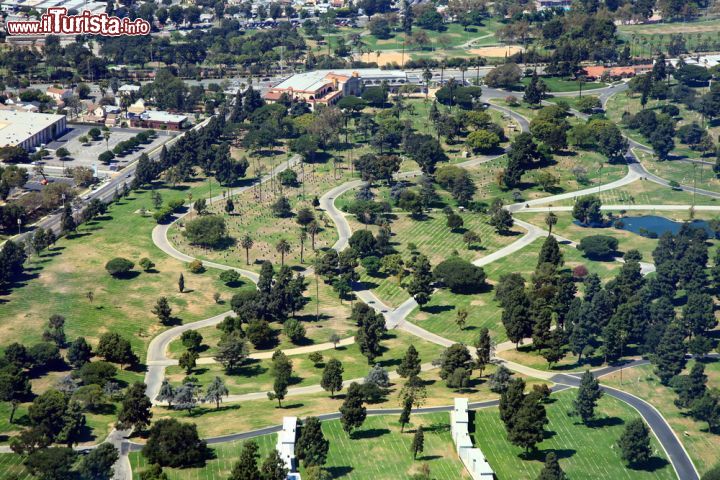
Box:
(229, 359, 268, 377)
(421, 304, 455, 314)
(586, 416, 624, 429)
(326, 466, 353, 478)
(351, 428, 390, 440)
(631, 456, 670, 473)
(524, 448, 576, 462)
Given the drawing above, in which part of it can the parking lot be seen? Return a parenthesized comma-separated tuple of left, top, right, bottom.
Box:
(42, 124, 177, 173)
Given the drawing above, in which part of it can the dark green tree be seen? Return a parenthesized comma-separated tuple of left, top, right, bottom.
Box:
(537, 452, 567, 480)
(618, 419, 652, 467)
(411, 425, 425, 460)
(321, 358, 344, 398)
(339, 382, 366, 436)
(296, 416, 329, 468)
(117, 382, 152, 431)
(572, 370, 603, 424)
(653, 322, 687, 385)
(397, 345, 422, 378)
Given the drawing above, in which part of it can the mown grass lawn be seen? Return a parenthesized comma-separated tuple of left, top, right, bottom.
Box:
(0, 453, 33, 480)
(0, 179, 240, 359)
(310, 413, 468, 479)
(549, 176, 720, 208)
(165, 329, 446, 396)
(602, 360, 720, 475)
(466, 146, 628, 206)
(130, 433, 277, 480)
(473, 389, 676, 480)
(519, 77, 607, 93)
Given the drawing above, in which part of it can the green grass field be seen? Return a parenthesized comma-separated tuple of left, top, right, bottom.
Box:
(0, 179, 239, 359)
(164, 329, 446, 396)
(473, 389, 675, 480)
(310, 413, 467, 479)
(130, 433, 277, 480)
(602, 360, 720, 475)
(520, 77, 607, 93)
(0, 453, 33, 480)
(617, 19, 720, 55)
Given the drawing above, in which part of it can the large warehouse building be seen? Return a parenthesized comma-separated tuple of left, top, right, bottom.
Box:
(0, 111, 67, 151)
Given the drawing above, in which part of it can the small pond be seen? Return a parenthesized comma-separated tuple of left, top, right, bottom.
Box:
(575, 215, 715, 238)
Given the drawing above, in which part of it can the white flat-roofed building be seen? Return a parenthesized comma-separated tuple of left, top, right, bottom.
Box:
(0, 110, 66, 151)
(451, 398, 494, 480)
(276, 416, 299, 475)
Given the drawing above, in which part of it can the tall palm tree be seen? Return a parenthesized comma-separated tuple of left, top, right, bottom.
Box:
(299, 229, 307, 264)
(276, 239, 291, 266)
(308, 221, 320, 250)
(422, 68, 432, 99)
(545, 212, 558, 234)
(241, 234, 253, 265)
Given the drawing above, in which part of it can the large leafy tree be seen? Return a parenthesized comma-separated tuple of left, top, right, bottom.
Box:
(618, 419, 652, 467)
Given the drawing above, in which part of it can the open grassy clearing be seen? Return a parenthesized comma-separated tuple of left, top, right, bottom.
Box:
(519, 77, 607, 93)
(129, 413, 467, 480)
(309, 413, 468, 479)
(635, 151, 720, 195)
(549, 178, 720, 207)
(130, 432, 277, 480)
(168, 274, 354, 357)
(355, 21, 502, 52)
(514, 210, 662, 261)
(617, 19, 720, 54)
(473, 389, 675, 480)
(165, 330, 446, 396)
(0, 179, 241, 360)
(406, 236, 623, 346)
(0, 453, 33, 480)
(602, 360, 720, 475)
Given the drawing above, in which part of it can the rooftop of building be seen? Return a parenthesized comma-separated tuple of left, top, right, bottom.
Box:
(272, 68, 409, 92)
(139, 110, 188, 123)
(0, 110, 65, 147)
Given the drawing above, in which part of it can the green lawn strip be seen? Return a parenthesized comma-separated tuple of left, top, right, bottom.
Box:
(519, 77, 607, 92)
(514, 211, 660, 261)
(360, 21, 501, 52)
(0, 453, 33, 480)
(635, 151, 720, 194)
(473, 389, 675, 480)
(129, 433, 277, 480)
(164, 330, 446, 396)
(617, 19, 720, 53)
(308, 413, 467, 480)
(601, 360, 720, 475)
(0, 180, 240, 361)
(549, 179, 720, 207)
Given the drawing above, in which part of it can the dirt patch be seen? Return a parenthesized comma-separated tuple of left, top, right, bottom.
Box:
(358, 51, 407, 66)
(468, 45, 524, 57)
(470, 299, 486, 306)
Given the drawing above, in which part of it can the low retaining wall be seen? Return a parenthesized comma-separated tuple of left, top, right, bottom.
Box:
(450, 398, 495, 479)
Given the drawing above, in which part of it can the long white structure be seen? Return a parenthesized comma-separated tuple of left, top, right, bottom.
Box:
(277, 416, 301, 479)
(0, 110, 66, 151)
(451, 398, 494, 479)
